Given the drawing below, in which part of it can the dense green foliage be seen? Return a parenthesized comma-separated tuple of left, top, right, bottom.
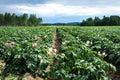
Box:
(80, 16, 120, 26)
(0, 13, 42, 26)
(0, 26, 119, 80)
(62, 27, 120, 69)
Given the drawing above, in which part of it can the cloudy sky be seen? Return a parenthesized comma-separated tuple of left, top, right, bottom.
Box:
(0, 0, 120, 23)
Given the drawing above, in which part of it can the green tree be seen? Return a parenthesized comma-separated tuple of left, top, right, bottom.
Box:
(0, 14, 4, 26)
(101, 16, 110, 26)
(109, 16, 120, 26)
(22, 13, 28, 26)
(36, 17, 42, 25)
(94, 17, 101, 26)
(28, 14, 42, 26)
(4, 13, 12, 25)
(80, 20, 87, 26)
(11, 13, 17, 26)
(86, 18, 94, 26)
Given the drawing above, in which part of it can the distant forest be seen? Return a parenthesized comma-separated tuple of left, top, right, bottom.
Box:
(44, 15, 120, 26)
(0, 13, 120, 26)
(80, 16, 120, 26)
(0, 13, 42, 26)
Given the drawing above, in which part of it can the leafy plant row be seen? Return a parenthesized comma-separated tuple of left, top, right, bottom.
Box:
(47, 29, 115, 80)
(0, 27, 118, 80)
(62, 27, 120, 69)
(0, 27, 54, 79)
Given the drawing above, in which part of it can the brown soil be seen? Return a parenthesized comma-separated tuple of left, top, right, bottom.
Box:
(52, 28, 61, 54)
(23, 73, 44, 80)
(0, 60, 5, 74)
(108, 70, 120, 80)
(0, 60, 5, 67)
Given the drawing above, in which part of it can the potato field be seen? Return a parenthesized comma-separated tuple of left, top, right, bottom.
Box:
(0, 26, 120, 80)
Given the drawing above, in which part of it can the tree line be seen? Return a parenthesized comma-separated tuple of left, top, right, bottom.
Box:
(1, 13, 120, 26)
(80, 15, 120, 26)
(0, 13, 42, 26)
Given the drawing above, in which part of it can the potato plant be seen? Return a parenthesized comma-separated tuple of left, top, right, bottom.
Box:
(0, 26, 119, 80)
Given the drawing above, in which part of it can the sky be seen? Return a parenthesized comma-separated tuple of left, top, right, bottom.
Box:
(0, 0, 120, 23)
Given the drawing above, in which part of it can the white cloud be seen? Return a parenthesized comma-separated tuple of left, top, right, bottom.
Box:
(46, 0, 120, 7)
(6, 3, 120, 17)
